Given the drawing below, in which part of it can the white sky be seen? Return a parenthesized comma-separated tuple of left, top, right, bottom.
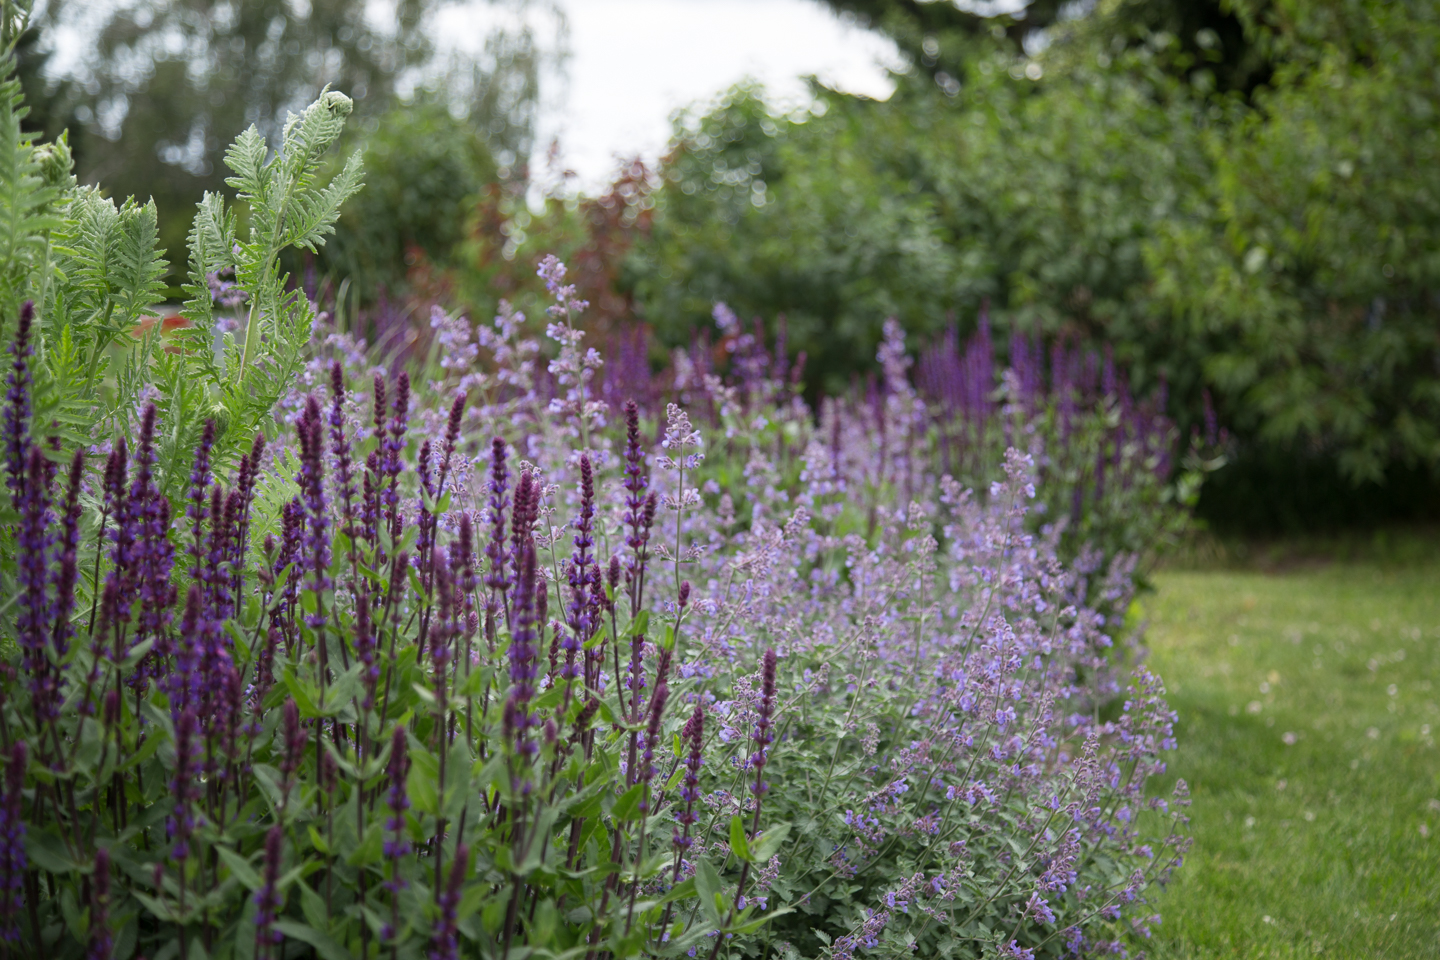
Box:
(46, 0, 905, 192)
(431, 0, 905, 190)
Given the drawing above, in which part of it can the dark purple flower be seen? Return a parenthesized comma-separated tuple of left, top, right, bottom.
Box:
(87, 847, 112, 960)
(383, 371, 410, 538)
(621, 400, 649, 566)
(484, 437, 511, 601)
(254, 823, 285, 958)
(297, 395, 332, 612)
(17, 445, 59, 719)
(0, 742, 26, 944)
(3, 300, 34, 509)
(169, 585, 204, 717)
(508, 469, 536, 591)
(455, 512, 477, 598)
(436, 391, 465, 496)
(505, 537, 540, 774)
(187, 419, 216, 579)
(356, 590, 378, 710)
(563, 454, 597, 678)
(427, 843, 467, 960)
(383, 725, 411, 862)
(637, 680, 668, 815)
(329, 362, 357, 540)
(751, 648, 777, 797)
(130, 406, 176, 673)
(280, 697, 307, 807)
(168, 708, 201, 863)
(673, 705, 704, 852)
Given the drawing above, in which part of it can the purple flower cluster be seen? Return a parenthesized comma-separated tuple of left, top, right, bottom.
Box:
(0, 254, 1187, 957)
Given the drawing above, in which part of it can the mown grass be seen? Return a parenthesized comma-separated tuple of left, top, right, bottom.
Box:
(1138, 558, 1440, 958)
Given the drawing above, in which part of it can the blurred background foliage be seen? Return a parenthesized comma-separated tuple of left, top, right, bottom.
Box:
(15, 0, 1440, 532)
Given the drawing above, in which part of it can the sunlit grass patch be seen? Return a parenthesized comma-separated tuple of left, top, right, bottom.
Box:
(1141, 562, 1440, 958)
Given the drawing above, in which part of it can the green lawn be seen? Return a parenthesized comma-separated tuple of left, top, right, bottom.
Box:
(1138, 560, 1440, 958)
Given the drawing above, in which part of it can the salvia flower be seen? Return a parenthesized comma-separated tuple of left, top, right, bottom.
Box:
(751, 648, 777, 797)
(0, 742, 26, 944)
(637, 680, 669, 815)
(87, 848, 112, 960)
(383, 725, 412, 862)
(673, 704, 704, 852)
(254, 824, 285, 958)
(484, 437, 511, 619)
(167, 708, 200, 863)
(428, 843, 468, 960)
(17, 445, 59, 720)
(3, 300, 34, 508)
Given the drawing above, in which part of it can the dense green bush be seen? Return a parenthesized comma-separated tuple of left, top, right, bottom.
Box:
(315, 94, 498, 299)
(600, 0, 1440, 517)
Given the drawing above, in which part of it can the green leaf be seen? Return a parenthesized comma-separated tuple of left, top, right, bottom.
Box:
(282, 669, 320, 717)
(692, 859, 724, 928)
(272, 921, 350, 960)
(621, 610, 650, 639)
(731, 905, 796, 935)
(611, 782, 645, 822)
(409, 760, 439, 816)
(729, 816, 752, 863)
(346, 823, 383, 867)
(298, 879, 329, 934)
(659, 877, 697, 904)
(215, 845, 262, 892)
(749, 823, 791, 862)
(24, 829, 84, 874)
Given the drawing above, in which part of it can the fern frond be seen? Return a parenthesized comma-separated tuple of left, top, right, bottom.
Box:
(180, 190, 236, 328)
(0, 57, 61, 316)
(111, 197, 168, 326)
(224, 125, 272, 237)
(54, 189, 123, 318)
(284, 148, 364, 252)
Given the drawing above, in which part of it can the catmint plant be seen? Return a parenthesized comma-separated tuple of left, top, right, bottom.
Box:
(0, 96, 1189, 957)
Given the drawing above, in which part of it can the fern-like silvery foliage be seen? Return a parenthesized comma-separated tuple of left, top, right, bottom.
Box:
(168, 88, 365, 481)
(0, 52, 363, 546)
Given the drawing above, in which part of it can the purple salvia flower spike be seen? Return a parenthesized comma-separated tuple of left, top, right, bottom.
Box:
(86, 847, 112, 960)
(3, 300, 33, 509)
(0, 742, 26, 944)
(428, 843, 467, 960)
(254, 824, 285, 959)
